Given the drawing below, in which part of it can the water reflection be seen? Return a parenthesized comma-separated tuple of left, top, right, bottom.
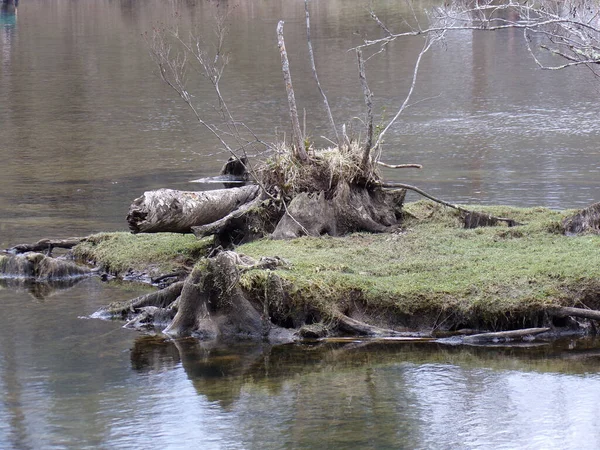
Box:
(128, 336, 600, 449)
(0, 277, 85, 300)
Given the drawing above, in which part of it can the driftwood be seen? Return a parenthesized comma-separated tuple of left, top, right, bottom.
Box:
(562, 202, 600, 235)
(462, 327, 550, 344)
(6, 237, 85, 255)
(126, 185, 261, 234)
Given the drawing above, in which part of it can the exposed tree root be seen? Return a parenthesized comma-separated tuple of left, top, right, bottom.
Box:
(378, 181, 522, 228)
(552, 306, 600, 322)
(334, 312, 420, 337)
(93, 280, 185, 321)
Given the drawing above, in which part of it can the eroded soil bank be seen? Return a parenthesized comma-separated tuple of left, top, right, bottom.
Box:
(68, 201, 600, 342)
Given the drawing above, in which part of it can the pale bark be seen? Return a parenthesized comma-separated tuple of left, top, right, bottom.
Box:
(127, 185, 261, 234)
(277, 20, 308, 162)
(356, 48, 374, 169)
(462, 327, 550, 344)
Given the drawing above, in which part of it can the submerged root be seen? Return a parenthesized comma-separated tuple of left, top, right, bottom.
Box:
(93, 280, 185, 321)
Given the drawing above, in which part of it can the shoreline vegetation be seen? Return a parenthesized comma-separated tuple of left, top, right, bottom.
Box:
(3, 200, 600, 344)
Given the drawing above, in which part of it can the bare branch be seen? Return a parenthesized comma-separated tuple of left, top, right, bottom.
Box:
(371, 32, 444, 153)
(277, 20, 308, 162)
(305, 0, 340, 147)
(356, 48, 374, 169)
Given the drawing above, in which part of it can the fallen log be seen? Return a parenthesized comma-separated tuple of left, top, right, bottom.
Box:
(462, 327, 550, 344)
(126, 185, 261, 234)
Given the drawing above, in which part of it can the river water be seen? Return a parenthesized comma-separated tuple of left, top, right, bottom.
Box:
(1, 0, 600, 448)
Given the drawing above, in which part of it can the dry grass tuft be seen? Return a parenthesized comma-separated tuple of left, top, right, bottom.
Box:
(259, 142, 379, 196)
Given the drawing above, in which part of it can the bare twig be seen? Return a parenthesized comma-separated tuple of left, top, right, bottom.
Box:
(371, 32, 444, 153)
(305, 0, 340, 147)
(358, 1, 600, 77)
(277, 20, 308, 162)
(377, 162, 422, 169)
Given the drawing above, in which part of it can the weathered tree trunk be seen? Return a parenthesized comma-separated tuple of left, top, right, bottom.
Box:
(127, 185, 261, 234)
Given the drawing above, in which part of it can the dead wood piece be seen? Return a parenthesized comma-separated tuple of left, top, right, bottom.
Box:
(93, 281, 184, 320)
(552, 306, 600, 322)
(164, 252, 273, 339)
(126, 185, 260, 234)
(305, 0, 339, 147)
(562, 202, 600, 235)
(7, 237, 86, 255)
(462, 327, 550, 344)
(377, 162, 423, 169)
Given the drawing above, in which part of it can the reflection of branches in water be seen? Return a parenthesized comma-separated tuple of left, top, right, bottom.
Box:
(0, 277, 85, 300)
(128, 336, 600, 408)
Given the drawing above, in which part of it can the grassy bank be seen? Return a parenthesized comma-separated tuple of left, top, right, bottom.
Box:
(73, 232, 212, 278)
(75, 201, 600, 331)
(237, 202, 600, 330)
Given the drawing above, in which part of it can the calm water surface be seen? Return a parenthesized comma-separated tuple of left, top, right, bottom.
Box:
(1, 0, 600, 448)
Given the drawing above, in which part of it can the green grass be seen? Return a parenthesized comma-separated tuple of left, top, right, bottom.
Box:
(73, 232, 212, 276)
(238, 201, 600, 324)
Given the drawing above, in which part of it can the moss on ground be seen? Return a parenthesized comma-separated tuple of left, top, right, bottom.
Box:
(73, 232, 212, 277)
(238, 201, 600, 329)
